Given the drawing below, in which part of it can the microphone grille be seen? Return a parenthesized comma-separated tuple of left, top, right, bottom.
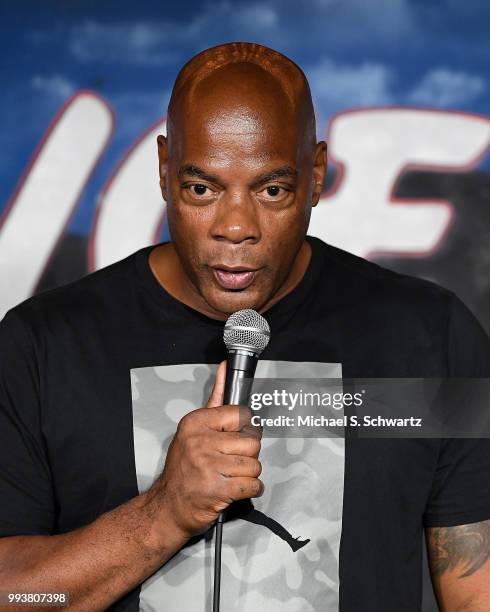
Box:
(223, 309, 270, 354)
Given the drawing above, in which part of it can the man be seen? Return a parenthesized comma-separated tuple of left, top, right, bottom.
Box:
(0, 42, 489, 611)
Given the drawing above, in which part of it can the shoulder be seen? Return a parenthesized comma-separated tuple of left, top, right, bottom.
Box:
(2, 247, 150, 337)
(308, 236, 489, 375)
(309, 234, 454, 313)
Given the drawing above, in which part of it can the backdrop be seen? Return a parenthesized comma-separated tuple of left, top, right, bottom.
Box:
(1, 2, 489, 610)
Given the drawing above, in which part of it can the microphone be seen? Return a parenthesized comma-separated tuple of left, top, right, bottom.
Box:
(213, 309, 270, 612)
(222, 308, 271, 406)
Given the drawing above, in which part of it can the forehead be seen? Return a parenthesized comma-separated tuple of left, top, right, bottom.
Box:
(179, 108, 301, 169)
(168, 62, 308, 170)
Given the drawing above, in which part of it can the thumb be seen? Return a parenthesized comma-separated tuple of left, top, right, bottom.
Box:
(206, 360, 226, 408)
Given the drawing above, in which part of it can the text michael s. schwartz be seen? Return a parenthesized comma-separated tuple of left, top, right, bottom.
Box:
(250, 415, 424, 428)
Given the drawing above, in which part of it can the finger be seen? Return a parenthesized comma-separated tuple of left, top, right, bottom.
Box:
(225, 476, 264, 501)
(216, 430, 262, 457)
(215, 455, 262, 479)
(241, 417, 263, 439)
(203, 404, 255, 433)
(206, 361, 226, 408)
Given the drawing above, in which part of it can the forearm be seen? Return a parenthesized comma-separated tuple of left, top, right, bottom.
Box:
(426, 520, 490, 612)
(434, 592, 490, 612)
(432, 579, 490, 612)
(0, 489, 190, 611)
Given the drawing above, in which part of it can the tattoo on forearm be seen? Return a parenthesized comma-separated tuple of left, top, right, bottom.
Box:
(427, 519, 490, 578)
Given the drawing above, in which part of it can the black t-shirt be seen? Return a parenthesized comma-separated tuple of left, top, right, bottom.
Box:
(1, 235, 489, 611)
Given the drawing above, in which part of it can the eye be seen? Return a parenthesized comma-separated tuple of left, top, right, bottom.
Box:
(182, 183, 216, 201)
(257, 184, 291, 201)
(266, 186, 280, 196)
(190, 184, 209, 196)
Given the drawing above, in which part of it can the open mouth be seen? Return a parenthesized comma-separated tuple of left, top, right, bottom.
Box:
(212, 267, 258, 290)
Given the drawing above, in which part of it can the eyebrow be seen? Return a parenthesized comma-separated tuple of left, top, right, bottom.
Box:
(177, 164, 298, 185)
(178, 165, 220, 183)
(253, 166, 298, 185)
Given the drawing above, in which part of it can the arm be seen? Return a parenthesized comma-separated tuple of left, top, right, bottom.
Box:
(426, 519, 490, 612)
(0, 491, 189, 611)
(425, 295, 490, 610)
(0, 362, 263, 610)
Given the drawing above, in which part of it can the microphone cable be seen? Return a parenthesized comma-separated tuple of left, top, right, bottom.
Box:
(213, 511, 225, 612)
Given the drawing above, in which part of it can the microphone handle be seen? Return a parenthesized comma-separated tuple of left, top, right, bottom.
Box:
(223, 349, 258, 405)
(220, 349, 258, 522)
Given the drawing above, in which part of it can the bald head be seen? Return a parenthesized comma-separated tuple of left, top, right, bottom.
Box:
(167, 42, 316, 154)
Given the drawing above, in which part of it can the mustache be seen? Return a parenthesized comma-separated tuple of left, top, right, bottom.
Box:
(200, 250, 267, 270)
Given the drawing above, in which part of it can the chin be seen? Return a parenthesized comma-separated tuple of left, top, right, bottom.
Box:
(204, 286, 268, 317)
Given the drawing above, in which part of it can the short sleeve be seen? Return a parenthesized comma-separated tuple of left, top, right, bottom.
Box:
(0, 309, 55, 537)
(424, 294, 490, 528)
(423, 438, 490, 527)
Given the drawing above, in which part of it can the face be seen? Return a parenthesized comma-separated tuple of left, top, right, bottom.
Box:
(157, 65, 326, 319)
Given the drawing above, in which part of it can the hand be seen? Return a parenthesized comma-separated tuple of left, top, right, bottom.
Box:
(146, 361, 263, 538)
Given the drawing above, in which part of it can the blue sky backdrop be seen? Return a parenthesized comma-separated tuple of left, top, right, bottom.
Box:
(2, 0, 489, 235)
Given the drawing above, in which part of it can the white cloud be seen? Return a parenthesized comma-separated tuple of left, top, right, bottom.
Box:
(305, 57, 487, 135)
(308, 0, 415, 42)
(307, 58, 394, 110)
(407, 68, 486, 107)
(232, 4, 278, 29)
(68, 5, 284, 66)
(69, 20, 204, 65)
(40, 1, 415, 71)
(305, 57, 395, 136)
(31, 75, 75, 99)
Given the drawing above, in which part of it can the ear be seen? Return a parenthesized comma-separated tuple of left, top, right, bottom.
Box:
(157, 134, 168, 201)
(311, 141, 327, 207)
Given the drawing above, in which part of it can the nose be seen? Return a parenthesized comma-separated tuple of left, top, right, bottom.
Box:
(209, 192, 261, 244)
